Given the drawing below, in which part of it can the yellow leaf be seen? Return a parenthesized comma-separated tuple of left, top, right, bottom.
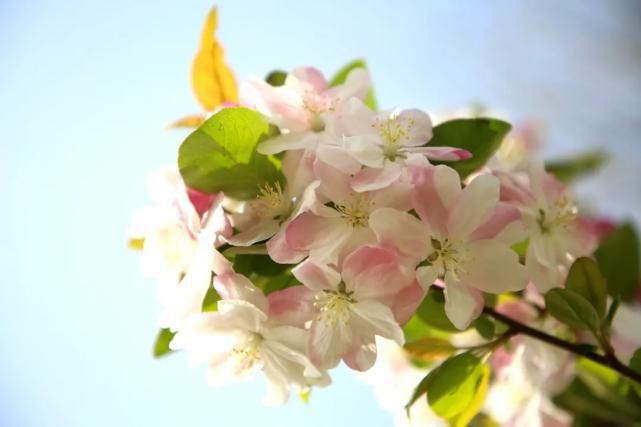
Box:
(191, 7, 238, 111)
(128, 238, 145, 251)
(451, 364, 491, 427)
(169, 114, 207, 129)
(404, 337, 457, 362)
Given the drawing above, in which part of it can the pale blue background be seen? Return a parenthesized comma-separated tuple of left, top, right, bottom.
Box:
(1, 1, 640, 426)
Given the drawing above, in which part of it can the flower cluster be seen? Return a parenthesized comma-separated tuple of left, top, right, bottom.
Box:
(130, 61, 641, 426)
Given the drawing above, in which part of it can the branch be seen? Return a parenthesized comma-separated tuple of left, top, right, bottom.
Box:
(482, 305, 641, 384)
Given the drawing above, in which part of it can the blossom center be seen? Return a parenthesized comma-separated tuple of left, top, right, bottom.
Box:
(374, 115, 414, 160)
(427, 238, 467, 279)
(314, 282, 356, 325)
(253, 182, 292, 220)
(334, 194, 370, 228)
(302, 89, 335, 132)
(536, 196, 577, 235)
(232, 332, 263, 371)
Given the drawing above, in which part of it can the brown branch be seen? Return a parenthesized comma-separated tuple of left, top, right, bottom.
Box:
(482, 305, 641, 384)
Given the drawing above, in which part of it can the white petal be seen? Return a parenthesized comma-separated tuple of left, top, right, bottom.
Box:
(463, 240, 529, 293)
(416, 266, 438, 289)
(224, 220, 280, 246)
(292, 260, 342, 291)
(351, 300, 404, 346)
(398, 108, 432, 146)
(343, 135, 385, 168)
(443, 273, 484, 330)
(257, 132, 316, 155)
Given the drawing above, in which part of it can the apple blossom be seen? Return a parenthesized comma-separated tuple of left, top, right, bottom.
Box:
(241, 66, 370, 155)
(338, 98, 471, 191)
(370, 164, 528, 329)
(285, 160, 412, 265)
(170, 254, 326, 405)
(497, 162, 597, 292)
(291, 245, 423, 371)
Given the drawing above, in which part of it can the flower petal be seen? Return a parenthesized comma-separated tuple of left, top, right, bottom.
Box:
(351, 300, 404, 345)
(343, 135, 384, 168)
(292, 260, 341, 291)
(267, 286, 315, 328)
(448, 173, 499, 239)
(351, 162, 402, 192)
(443, 273, 484, 330)
(257, 132, 316, 155)
(463, 239, 529, 293)
(224, 220, 280, 246)
(214, 273, 268, 312)
(369, 208, 430, 265)
(408, 146, 471, 161)
(411, 165, 460, 238)
(398, 108, 433, 146)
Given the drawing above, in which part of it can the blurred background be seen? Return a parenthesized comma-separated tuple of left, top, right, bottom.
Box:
(1, 0, 640, 425)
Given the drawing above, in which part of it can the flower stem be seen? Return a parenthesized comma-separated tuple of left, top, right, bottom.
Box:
(482, 305, 641, 384)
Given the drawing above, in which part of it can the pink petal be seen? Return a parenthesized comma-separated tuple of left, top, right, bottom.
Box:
(343, 337, 377, 371)
(186, 187, 222, 219)
(470, 202, 523, 242)
(266, 226, 308, 264)
(369, 208, 430, 265)
(351, 162, 402, 192)
(291, 67, 328, 93)
(410, 165, 458, 238)
(409, 146, 472, 161)
(448, 173, 499, 239)
(292, 260, 342, 291)
(267, 286, 315, 328)
(392, 280, 426, 325)
(285, 212, 341, 251)
(443, 274, 484, 330)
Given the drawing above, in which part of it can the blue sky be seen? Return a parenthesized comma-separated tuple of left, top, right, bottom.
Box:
(1, 1, 640, 426)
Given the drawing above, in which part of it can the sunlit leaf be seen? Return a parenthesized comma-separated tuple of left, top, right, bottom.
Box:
(191, 7, 238, 111)
(178, 107, 283, 199)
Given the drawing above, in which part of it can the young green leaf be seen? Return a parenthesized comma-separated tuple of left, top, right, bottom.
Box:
(178, 107, 283, 199)
(595, 223, 640, 301)
(565, 257, 608, 317)
(201, 285, 220, 312)
(544, 288, 601, 333)
(153, 328, 176, 358)
(329, 59, 377, 110)
(425, 352, 487, 421)
(545, 150, 607, 183)
(426, 118, 512, 178)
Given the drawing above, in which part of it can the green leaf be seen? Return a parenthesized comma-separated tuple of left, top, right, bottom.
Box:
(265, 70, 287, 86)
(153, 328, 176, 358)
(406, 373, 431, 414)
(425, 352, 488, 423)
(427, 118, 512, 179)
(201, 285, 220, 312)
(565, 257, 608, 317)
(233, 254, 290, 277)
(544, 288, 601, 333)
(329, 59, 378, 110)
(545, 150, 607, 183)
(178, 107, 283, 200)
(630, 348, 641, 375)
(472, 315, 495, 340)
(595, 222, 640, 301)
(416, 287, 458, 332)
